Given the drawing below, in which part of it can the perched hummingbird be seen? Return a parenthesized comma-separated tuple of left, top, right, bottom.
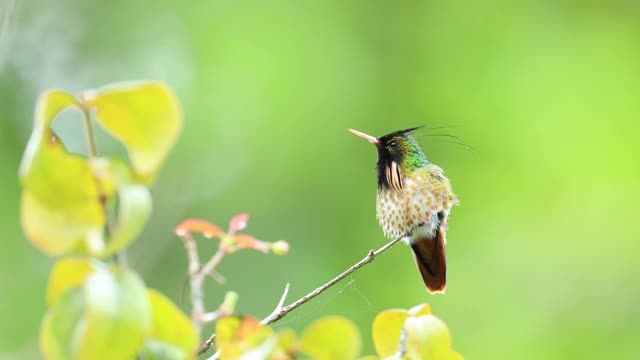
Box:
(349, 127, 459, 294)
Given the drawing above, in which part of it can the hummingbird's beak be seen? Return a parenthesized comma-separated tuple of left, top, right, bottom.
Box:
(348, 128, 380, 145)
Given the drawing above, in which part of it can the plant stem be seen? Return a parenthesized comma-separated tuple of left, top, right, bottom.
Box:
(200, 246, 226, 277)
(81, 105, 98, 157)
(80, 102, 126, 267)
(182, 233, 204, 334)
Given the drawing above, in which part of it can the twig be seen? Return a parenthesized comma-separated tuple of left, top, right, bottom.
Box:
(198, 334, 217, 356)
(262, 235, 404, 326)
(192, 247, 226, 354)
(200, 310, 224, 323)
(207, 270, 226, 284)
(181, 233, 205, 334)
(261, 283, 290, 325)
(197, 235, 404, 355)
(200, 246, 226, 278)
(183, 238, 228, 336)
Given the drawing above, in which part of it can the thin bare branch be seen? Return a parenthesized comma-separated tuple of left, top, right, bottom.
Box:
(206, 270, 226, 284)
(200, 246, 226, 277)
(262, 235, 403, 326)
(200, 310, 223, 323)
(181, 233, 205, 334)
(198, 334, 217, 356)
(197, 235, 404, 356)
(261, 283, 290, 325)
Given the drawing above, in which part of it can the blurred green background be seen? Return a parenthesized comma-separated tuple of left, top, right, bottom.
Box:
(1, 0, 639, 359)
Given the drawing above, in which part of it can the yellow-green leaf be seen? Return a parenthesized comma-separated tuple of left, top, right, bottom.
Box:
(40, 288, 85, 360)
(407, 303, 431, 317)
(75, 266, 151, 360)
(404, 315, 462, 360)
(96, 184, 151, 257)
(40, 266, 152, 360)
(19, 90, 78, 179)
(270, 328, 299, 359)
(216, 316, 276, 359)
(140, 339, 190, 360)
(301, 316, 361, 360)
(46, 258, 95, 307)
(19, 90, 110, 256)
(372, 309, 409, 357)
(142, 288, 198, 360)
(80, 157, 152, 257)
(276, 328, 298, 353)
(21, 188, 104, 256)
(82, 81, 182, 183)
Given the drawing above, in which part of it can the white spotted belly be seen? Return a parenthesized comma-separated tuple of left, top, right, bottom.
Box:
(376, 175, 444, 243)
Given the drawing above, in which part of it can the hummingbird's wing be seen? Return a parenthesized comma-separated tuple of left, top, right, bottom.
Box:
(404, 165, 458, 231)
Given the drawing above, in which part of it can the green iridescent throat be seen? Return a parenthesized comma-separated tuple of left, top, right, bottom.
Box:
(399, 137, 428, 172)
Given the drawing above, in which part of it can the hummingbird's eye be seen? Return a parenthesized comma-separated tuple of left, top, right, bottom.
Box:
(389, 141, 398, 148)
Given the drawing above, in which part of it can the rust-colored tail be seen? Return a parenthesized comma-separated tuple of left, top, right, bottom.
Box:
(411, 225, 447, 294)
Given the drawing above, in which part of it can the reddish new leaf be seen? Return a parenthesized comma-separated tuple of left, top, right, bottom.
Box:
(235, 234, 270, 253)
(229, 213, 249, 232)
(174, 219, 223, 238)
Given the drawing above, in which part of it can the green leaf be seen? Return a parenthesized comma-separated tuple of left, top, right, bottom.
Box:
(301, 316, 361, 360)
(75, 266, 151, 359)
(97, 184, 152, 258)
(276, 328, 298, 352)
(40, 288, 85, 360)
(140, 339, 190, 360)
(372, 309, 409, 357)
(371, 304, 461, 360)
(403, 315, 462, 360)
(19, 90, 109, 256)
(21, 189, 104, 256)
(46, 258, 95, 307)
(40, 266, 152, 360)
(80, 157, 152, 257)
(407, 303, 432, 317)
(82, 81, 182, 183)
(216, 316, 276, 359)
(141, 288, 198, 360)
(19, 90, 78, 179)
(269, 328, 299, 359)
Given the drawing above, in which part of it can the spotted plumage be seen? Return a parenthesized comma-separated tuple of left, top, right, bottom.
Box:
(377, 165, 458, 241)
(349, 127, 459, 293)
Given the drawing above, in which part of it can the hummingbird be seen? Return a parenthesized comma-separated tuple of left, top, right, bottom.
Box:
(349, 127, 459, 293)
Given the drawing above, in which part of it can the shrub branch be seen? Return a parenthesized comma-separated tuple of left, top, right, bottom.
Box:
(79, 101, 127, 267)
(198, 234, 404, 356)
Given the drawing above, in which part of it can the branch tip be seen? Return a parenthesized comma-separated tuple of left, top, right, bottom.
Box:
(261, 283, 291, 325)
